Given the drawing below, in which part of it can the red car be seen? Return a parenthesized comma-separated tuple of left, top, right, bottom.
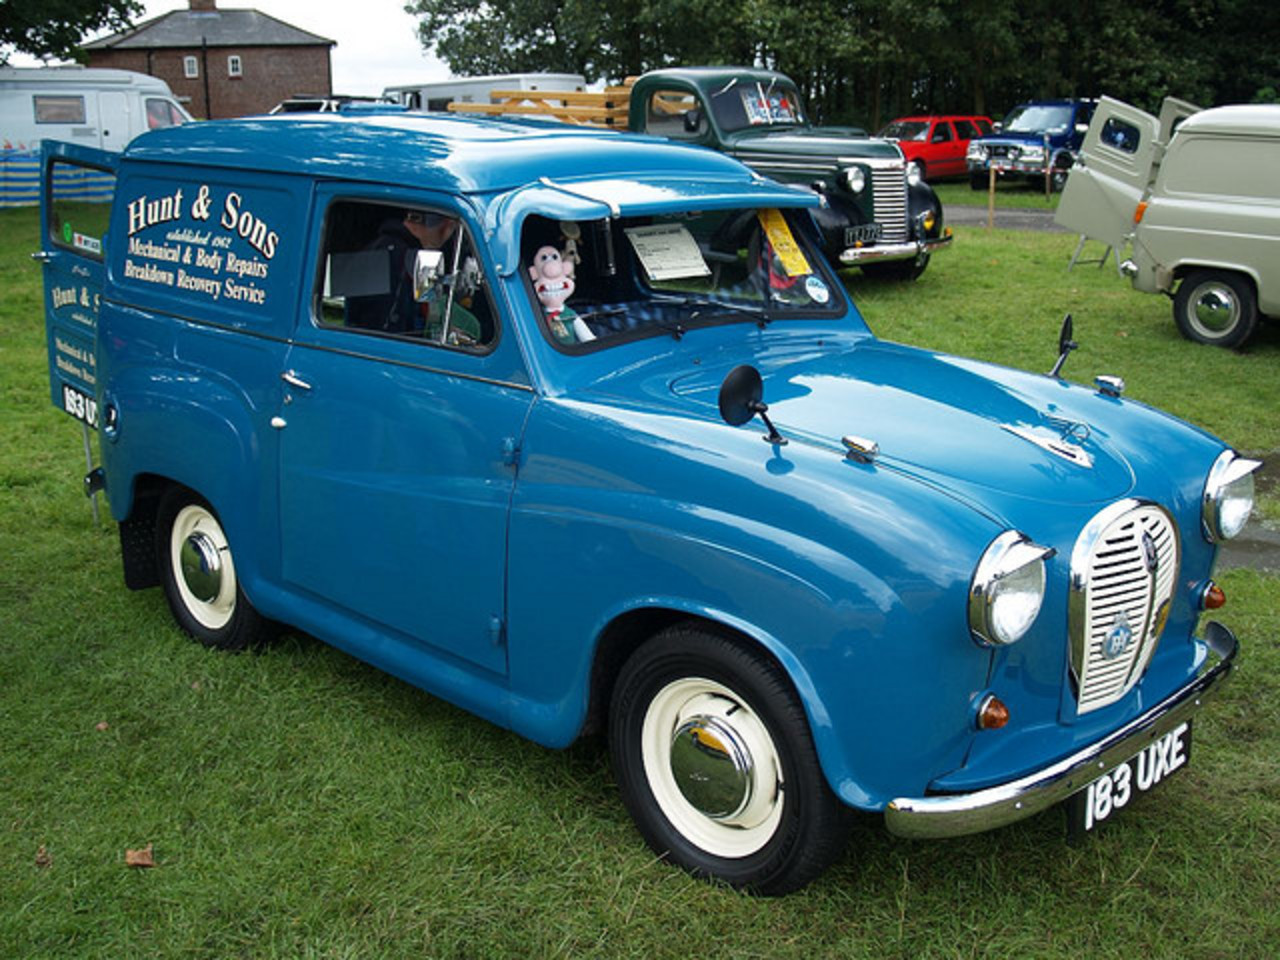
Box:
(878, 115, 994, 181)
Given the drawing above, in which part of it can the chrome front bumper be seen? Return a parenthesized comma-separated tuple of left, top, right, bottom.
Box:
(839, 231, 954, 266)
(884, 622, 1238, 839)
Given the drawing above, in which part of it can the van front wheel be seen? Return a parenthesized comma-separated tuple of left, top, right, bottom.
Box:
(1173, 270, 1259, 348)
(609, 626, 851, 895)
(157, 488, 270, 650)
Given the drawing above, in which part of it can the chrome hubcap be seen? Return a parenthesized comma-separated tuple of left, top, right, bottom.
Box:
(669, 715, 754, 820)
(180, 530, 223, 603)
(1192, 285, 1239, 334)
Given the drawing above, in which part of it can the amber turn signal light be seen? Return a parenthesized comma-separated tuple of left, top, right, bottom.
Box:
(976, 694, 1010, 730)
(1202, 582, 1226, 610)
(1134, 201, 1149, 223)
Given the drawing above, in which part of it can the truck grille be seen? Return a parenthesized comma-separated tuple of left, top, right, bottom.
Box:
(1069, 502, 1179, 714)
(870, 165, 908, 243)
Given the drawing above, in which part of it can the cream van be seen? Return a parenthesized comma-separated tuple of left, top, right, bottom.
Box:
(1057, 96, 1280, 347)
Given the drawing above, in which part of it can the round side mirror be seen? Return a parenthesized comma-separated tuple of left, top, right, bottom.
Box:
(718, 364, 764, 427)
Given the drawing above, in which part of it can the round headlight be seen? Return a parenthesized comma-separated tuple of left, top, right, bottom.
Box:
(906, 161, 922, 186)
(1203, 450, 1261, 541)
(842, 167, 867, 193)
(969, 531, 1053, 647)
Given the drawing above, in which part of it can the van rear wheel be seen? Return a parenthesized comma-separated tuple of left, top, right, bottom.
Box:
(157, 488, 270, 650)
(1173, 270, 1259, 348)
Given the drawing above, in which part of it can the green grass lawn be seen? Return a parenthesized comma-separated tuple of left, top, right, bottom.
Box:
(3, 205, 1277, 958)
(933, 179, 1062, 210)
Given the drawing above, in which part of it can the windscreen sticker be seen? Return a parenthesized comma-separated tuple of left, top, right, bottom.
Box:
(121, 184, 279, 308)
(741, 88, 800, 126)
(805, 275, 830, 303)
(623, 223, 711, 281)
(72, 232, 102, 255)
(757, 209, 810, 277)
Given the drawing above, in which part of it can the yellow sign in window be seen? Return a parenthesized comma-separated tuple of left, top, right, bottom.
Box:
(757, 208, 811, 277)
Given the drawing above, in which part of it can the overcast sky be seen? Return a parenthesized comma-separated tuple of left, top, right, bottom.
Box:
(10, 0, 452, 96)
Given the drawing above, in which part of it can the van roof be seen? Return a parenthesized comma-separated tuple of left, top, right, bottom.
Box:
(0, 66, 173, 90)
(122, 111, 769, 195)
(1177, 104, 1280, 138)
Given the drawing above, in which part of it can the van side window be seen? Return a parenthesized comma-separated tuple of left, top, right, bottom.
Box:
(1100, 117, 1141, 154)
(316, 200, 497, 351)
(47, 159, 116, 258)
(34, 96, 86, 125)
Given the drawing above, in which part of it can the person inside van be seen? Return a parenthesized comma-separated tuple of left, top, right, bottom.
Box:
(346, 207, 481, 344)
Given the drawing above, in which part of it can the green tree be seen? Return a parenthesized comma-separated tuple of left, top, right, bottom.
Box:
(0, 0, 142, 64)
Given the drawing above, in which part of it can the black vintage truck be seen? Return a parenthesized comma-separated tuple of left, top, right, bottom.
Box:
(450, 66, 953, 280)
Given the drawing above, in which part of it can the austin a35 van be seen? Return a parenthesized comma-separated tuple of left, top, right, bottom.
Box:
(39, 111, 1255, 894)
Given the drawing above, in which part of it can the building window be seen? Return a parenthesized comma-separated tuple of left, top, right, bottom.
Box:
(228, 55, 242, 78)
(184, 56, 199, 79)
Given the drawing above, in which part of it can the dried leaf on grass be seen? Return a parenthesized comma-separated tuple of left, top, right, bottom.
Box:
(95, 721, 110, 732)
(125, 843, 155, 868)
(35, 845, 52, 868)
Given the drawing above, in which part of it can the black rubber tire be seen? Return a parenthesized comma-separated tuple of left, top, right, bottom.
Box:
(156, 487, 271, 651)
(969, 172, 987, 191)
(609, 624, 851, 895)
(861, 254, 929, 282)
(1173, 269, 1259, 348)
(1049, 164, 1070, 192)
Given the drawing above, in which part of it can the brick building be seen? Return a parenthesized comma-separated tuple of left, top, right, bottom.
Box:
(82, 0, 334, 119)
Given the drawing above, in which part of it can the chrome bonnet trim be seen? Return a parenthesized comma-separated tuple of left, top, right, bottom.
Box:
(884, 622, 1237, 839)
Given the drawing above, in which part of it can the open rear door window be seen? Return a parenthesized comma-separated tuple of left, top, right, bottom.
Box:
(40, 143, 118, 427)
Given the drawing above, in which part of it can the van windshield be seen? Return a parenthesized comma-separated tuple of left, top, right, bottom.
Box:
(521, 207, 843, 350)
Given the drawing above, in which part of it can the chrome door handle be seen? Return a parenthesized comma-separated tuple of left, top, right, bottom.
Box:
(280, 370, 312, 391)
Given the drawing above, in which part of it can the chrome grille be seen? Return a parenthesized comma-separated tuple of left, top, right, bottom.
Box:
(1069, 502, 1179, 714)
(870, 166, 908, 242)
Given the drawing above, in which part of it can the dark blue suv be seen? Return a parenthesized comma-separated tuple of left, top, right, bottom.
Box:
(966, 98, 1097, 191)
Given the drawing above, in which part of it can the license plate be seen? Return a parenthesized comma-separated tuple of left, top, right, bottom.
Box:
(1067, 721, 1192, 839)
(844, 224, 881, 246)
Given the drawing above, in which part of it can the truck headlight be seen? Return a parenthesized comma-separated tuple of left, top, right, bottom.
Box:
(905, 161, 922, 186)
(969, 532, 1054, 647)
(1202, 450, 1262, 541)
(842, 167, 867, 193)
(966, 143, 986, 161)
(1020, 145, 1046, 163)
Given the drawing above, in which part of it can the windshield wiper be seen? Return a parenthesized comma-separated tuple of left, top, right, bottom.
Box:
(653, 294, 775, 327)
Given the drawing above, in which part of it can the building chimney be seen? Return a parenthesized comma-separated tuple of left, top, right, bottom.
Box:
(189, 0, 217, 11)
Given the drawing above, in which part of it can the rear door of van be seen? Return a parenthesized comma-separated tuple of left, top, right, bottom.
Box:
(1054, 97, 1158, 252)
(38, 141, 118, 429)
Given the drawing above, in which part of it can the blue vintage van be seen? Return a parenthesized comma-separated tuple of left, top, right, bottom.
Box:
(38, 110, 1254, 894)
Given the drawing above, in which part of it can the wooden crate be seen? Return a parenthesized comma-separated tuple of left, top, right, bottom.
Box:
(447, 82, 635, 127)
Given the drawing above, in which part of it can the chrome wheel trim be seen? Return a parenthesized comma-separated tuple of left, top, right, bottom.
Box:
(641, 677, 784, 858)
(1187, 280, 1241, 338)
(170, 504, 236, 631)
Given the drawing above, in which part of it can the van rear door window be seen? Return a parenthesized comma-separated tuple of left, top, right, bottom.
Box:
(48, 159, 116, 258)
